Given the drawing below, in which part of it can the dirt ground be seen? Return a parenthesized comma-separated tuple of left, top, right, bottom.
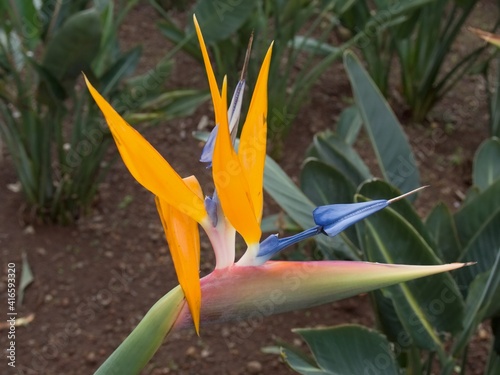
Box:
(0, 1, 498, 374)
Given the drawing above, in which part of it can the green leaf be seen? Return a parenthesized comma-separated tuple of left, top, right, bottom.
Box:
(357, 179, 435, 248)
(335, 105, 362, 145)
(42, 9, 102, 82)
(287, 325, 401, 375)
(452, 250, 500, 355)
(426, 202, 462, 263)
(26, 57, 67, 101)
(191, 0, 256, 43)
(344, 51, 420, 194)
(370, 289, 408, 349)
(357, 195, 464, 351)
(18, 252, 34, 306)
(455, 179, 500, 248)
(473, 137, 500, 191)
(301, 158, 356, 206)
(311, 131, 371, 186)
(455, 209, 500, 291)
(290, 36, 339, 57)
(99, 46, 142, 96)
(94, 286, 184, 375)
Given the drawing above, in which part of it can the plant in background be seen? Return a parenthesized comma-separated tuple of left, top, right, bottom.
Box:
(83, 17, 471, 374)
(264, 51, 500, 374)
(470, 27, 500, 138)
(337, 0, 498, 122)
(0, 0, 208, 223)
(152, 0, 434, 154)
(393, 0, 496, 122)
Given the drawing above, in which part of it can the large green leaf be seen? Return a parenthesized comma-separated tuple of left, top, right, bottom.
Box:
(473, 137, 500, 191)
(454, 179, 500, 248)
(357, 196, 464, 351)
(335, 105, 362, 145)
(454, 210, 500, 290)
(357, 179, 434, 248)
(370, 289, 408, 349)
(94, 286, 184, 375)
(452, 250, 500, 356)
(42, 9, 102, 82)
(310, 131, 371, 186)
(301, 158, 356, 206)
(344, 51, 420, 194)
(282, 325, 400, 375)
(426, 202, 462, 263)
(191, 0, 256, 43)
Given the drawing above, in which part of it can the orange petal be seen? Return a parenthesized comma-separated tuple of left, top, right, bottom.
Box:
(238, 44, 273, 223)
(193, 15, 225, 127)
(212, 77, 261, 245)
(156, 193, 201, 334)
(84, 75, 206, 223)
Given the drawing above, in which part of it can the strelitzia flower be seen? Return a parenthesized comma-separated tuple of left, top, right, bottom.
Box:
(86, 16, 471, 374)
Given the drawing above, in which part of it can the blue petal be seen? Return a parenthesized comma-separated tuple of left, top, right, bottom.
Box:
(200, 125, 218, 165)
(204, 195, 218, 227)
(313, 200, 388, 237)
(255, 226, 321, 263)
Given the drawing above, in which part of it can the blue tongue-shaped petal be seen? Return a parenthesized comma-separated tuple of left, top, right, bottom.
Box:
(313, 186, 428, 237)
(314, 200, 388, 236)
(200, 80, 245, 166)
(251, 186, 428, 265)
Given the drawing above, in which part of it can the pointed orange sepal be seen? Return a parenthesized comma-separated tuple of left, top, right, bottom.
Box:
(156, 177, 202, 334)
(238, 43, 273, 223)
(212, 77, 261, 245)
(84, 75, 207, 224)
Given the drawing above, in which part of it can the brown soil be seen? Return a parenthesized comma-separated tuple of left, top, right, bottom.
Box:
(0, 1, 497, 374)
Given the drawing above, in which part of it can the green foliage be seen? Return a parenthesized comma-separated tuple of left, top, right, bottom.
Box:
(152, 0, 430, 153)
(0, 0, 208, 223)
(280, 325, 401, 374)
(265, 50, 500, 374)
(338, 0, 497, 122)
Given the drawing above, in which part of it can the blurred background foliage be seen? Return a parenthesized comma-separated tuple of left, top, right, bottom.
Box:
(0, 0, 207, 223)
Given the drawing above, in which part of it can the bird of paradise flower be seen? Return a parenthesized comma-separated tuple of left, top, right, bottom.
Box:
(85, 16, 471, 375)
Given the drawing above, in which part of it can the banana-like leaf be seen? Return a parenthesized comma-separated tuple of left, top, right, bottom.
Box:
(454, 209, 500, 291)
(336, 105, 362, 145)
(344, 51, 420, 195)
(42, 9, 102, 82)
(357, 195, 464, 351)
(301, 158, 356, 206)
(426, 202, 462, 263)
(357, 179, 434, 248)
(281, 325, 401, 375)
(310, 131, 371, 186)
(473, 137, 500, 191)
(453, 250, 500, 355)
(455, 179, 500, 248)
(93, 286, 184, 375)
(190, 0, 256, 43)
